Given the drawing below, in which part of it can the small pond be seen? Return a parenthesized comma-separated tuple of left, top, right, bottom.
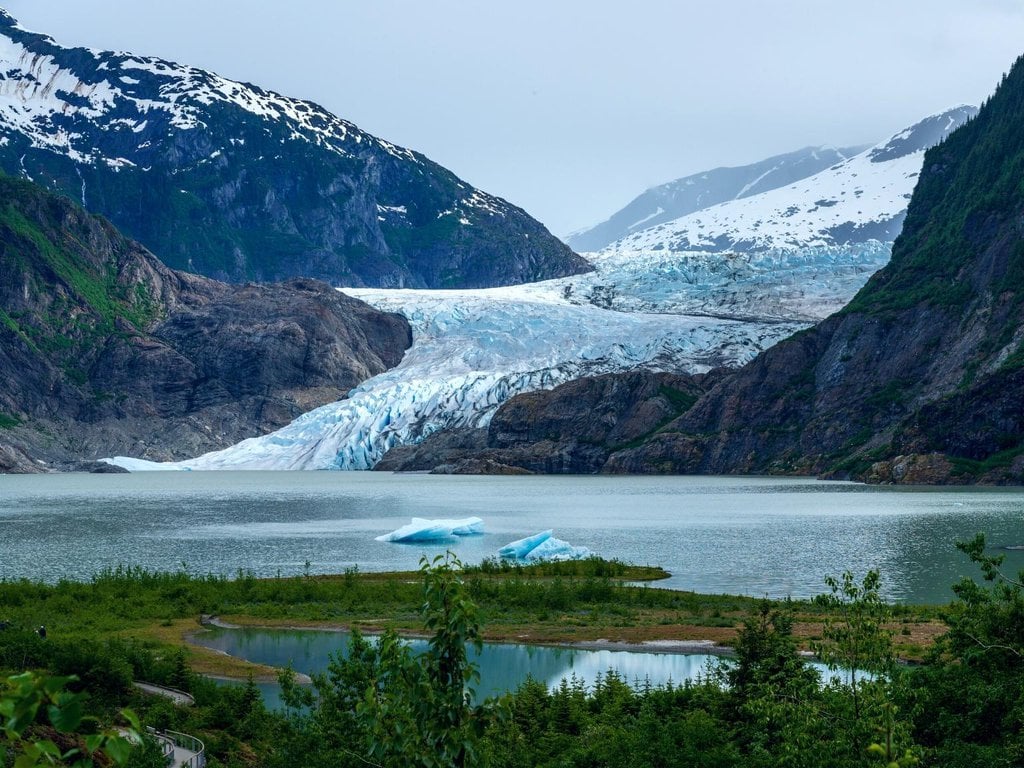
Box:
(194, 626, 729, 706)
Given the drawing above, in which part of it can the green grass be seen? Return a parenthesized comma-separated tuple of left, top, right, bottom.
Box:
(0, 559, 945, 678)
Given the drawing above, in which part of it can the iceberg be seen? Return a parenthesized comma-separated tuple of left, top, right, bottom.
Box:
(376, 516, 483, 543)
(498, 530, 591, 561)
(524, 536, 592, 562)
(498, 530, 553, 559)
(441, 517, 485, 536)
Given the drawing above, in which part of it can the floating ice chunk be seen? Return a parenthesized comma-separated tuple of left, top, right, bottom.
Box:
(499, 530, 591, 561)
(376, 516, 484, 543)
(376, 518, 454, 543)
(438, 517, 485, 536)
(497, 530, 553, 559)
(524, 537, 591, 562)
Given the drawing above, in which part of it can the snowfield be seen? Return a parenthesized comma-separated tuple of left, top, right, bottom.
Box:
(607, 106, 976, 255)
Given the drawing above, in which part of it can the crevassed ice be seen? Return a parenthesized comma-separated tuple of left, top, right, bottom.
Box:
(105, 241, 890, 473)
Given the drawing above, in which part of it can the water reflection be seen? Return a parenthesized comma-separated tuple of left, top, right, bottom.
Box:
(193, 627, 723, 704)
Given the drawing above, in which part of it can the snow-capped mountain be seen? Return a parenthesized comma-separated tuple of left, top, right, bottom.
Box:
(0, 11, 589, 288)
(608, 107, 977, 255)
(566, 144, 868, 252)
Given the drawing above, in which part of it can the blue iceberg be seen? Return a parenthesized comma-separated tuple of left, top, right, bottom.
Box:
(524, 536, 591, 562)
(498, 530, 591, 561)
(376, 516, 484, 543)
(498, 530, 553, 558)
(442, 517, 485, 536)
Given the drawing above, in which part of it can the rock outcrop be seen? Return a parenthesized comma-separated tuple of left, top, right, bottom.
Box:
(0, 174, 411, 470)
(378, 372, 707, 475)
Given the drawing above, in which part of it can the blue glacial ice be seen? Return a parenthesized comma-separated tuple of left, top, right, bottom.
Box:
(524, 536, 592, 561)
(104, 240, 891, 472)
(376, 516, 484, 543)
(498, 530, 591, 561)
(498, 530, 553, 558)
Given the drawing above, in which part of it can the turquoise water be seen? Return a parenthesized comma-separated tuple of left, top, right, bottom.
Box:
(3, 472, 1023, 602)
(194, 626, 725, 706)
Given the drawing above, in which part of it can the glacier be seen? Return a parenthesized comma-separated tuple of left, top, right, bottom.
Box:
(105, 239, 887, 472)
(101, 107, 983, 473)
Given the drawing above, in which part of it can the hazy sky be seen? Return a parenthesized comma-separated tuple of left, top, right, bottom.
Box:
(5, 1, 1024, 235)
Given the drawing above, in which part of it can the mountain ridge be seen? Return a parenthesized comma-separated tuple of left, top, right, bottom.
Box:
(566, 143, 868, 251)
(605, 106, 977, 256)
(0, 10, 590, 288)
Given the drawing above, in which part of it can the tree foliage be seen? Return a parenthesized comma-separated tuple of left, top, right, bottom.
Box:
(0, 671, 140, 768)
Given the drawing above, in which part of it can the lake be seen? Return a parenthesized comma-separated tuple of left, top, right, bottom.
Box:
(2, 472, 1023, 603)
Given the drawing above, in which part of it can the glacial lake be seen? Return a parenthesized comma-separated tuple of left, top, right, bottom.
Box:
(2, 472, 1024, 604)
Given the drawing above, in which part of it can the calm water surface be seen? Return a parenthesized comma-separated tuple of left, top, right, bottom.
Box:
(2, 472, 1023, 603)
(195, 627, 724, 705)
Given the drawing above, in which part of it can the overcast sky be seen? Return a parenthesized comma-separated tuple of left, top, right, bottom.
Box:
(5, 1, 1024, 236)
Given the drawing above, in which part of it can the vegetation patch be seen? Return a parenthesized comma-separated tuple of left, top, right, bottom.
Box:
(1, 537, 1019, 768)
(948, 443, 1024, 478)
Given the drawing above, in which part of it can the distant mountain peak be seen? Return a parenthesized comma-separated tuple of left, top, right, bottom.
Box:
(868, 105, 978, 163)
(566, 143, 869, 252)
(604, 106, 976, 256)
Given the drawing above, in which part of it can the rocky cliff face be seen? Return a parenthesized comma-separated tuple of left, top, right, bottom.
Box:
(394, 57, 1024, 484)
(0, 11, 589, 289)
(0, 174, 411, 471)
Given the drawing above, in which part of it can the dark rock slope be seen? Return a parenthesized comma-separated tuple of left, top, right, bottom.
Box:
(0, 174, 411, 472)
(0, 11, 589, 289)
(376, 372, 707, 475)
(397, 55, 1024, 485)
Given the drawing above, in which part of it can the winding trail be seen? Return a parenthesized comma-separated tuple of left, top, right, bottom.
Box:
(132, 681, 195, 706)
